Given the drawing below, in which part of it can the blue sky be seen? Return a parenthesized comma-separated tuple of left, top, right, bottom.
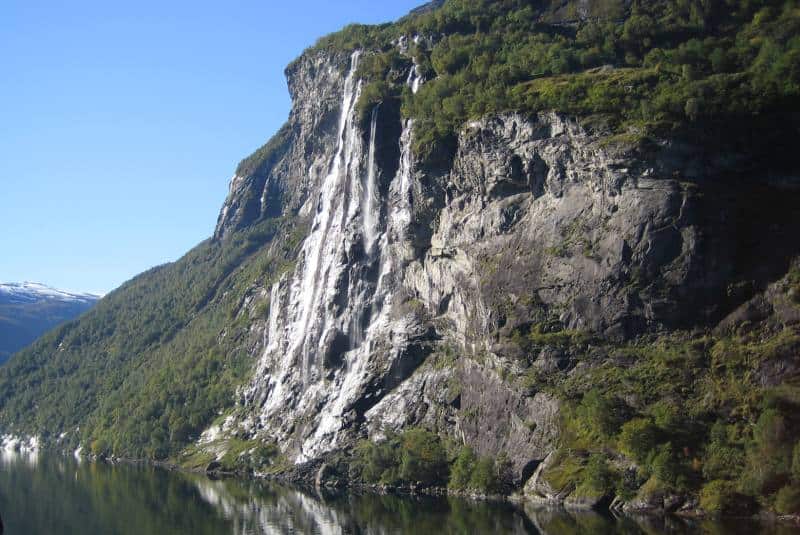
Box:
(1, 0, 423, 294)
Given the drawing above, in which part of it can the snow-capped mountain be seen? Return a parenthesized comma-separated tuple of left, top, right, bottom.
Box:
(0, 282, 99, 305)
(0, 283, 100, 364)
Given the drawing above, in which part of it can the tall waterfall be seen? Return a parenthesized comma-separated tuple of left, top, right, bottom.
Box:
(285, 50, 363, 382)
(241, 56, 426, 463)
(362, 105, 381, 255)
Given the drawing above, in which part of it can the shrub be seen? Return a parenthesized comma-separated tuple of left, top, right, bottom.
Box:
(700, 480, 737, 515)
(618, 418, 659, 464)
(542, 449, 584, 492)
(648, 443, 681, 486)
(753, 409, 788, 454)
(703, 421, 744, 481)
(741, 409, 793, 495)
(449, 446, 477, 490)
(581, 454, 616, 495)
(703, 443, 744, 481)
(775, 485, 800, 515)
(792, 442, 800, 482)
(650, 401, 680, 434)
(574, 389, 624, 441)
(355, 81, 394, 126)
(469, 457, 498, 494)
(354, 434, 402, 485)
(399, 428, 448, 486)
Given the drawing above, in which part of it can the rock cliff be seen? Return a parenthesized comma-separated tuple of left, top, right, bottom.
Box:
(206, 40, 800, 492)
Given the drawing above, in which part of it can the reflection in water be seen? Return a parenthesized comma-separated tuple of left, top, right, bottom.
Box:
(0, 453, 794, 534)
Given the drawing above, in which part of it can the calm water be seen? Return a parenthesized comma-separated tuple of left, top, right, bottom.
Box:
(0, 452, 796, 534)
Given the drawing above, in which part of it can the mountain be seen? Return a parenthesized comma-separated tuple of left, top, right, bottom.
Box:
(0, 283, 99, 365)
(1, 0, 799, 516)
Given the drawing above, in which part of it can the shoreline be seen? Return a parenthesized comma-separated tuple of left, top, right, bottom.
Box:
(84, 450, 800, 527)
(4, 438, 800, 528)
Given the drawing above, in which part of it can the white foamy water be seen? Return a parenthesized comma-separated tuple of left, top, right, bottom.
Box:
(235, 56, 426, 463)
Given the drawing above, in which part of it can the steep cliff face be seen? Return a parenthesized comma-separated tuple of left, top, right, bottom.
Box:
(212, 52, 433, 465)
(215, 52, 352, 239)
(205, 39, 800, 488)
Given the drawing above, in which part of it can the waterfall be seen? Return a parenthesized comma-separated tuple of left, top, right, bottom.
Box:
(406, 64, 423, 95)
(362, 104, 381, 255)
(286, 50, 362, 383)
(240, 54, 428, 463)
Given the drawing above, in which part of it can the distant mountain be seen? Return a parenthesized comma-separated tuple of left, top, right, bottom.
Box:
(0, 283, 99, 364)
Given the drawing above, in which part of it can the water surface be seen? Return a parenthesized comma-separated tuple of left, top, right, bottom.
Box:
(0, 452, 794, 534)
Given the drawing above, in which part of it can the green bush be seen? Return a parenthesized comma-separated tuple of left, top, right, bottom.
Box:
(449, 446, 477, 490)
(618, 418, 659, 464)
(355, 428, 448, 487)
(648, 443, 682, 487)
(775, 484, 800, 515)
(571, 389, 624, 444)
(542, 449, 585, 492)
(355, 81, 394, 126)
(218, 439, 278, 472)
(649, 401, 680, 434)
(581, 454, 616, 496)
(703, 421, 744, 481)
(700, 480, 737, 515)
(792, 442, 800, 482)
(354, 434, 402, 485)
(753, 409, 789, 454)
(468, 457, 498, 494)
(741, 408, 793, 495)
(703, 443, 744, 482)
(400, 428, 449, 486)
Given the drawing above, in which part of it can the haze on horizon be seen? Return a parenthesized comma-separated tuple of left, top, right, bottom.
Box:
(1, 0, 422, 295)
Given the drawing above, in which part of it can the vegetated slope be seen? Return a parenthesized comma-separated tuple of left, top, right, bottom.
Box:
(0, 218, 306, 458)
(0, 0, 799, 518)
(0, 283, 99, 365)
(312, 0, 799, 165)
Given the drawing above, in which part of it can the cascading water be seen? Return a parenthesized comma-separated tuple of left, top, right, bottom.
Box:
(362, 104, 381, 256)
(239, 55, 426, 463)
(285, 50, 363, 382)
(406, 63, 423, 95)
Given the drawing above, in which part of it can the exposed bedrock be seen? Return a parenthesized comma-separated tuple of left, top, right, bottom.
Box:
(209, 48, 800, 483)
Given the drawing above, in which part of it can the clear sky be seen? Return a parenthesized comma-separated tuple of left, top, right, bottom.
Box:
(1, 0, 423, 295)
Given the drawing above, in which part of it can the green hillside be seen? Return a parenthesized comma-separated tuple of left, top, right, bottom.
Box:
(312, 0, 799, 165)
(0, 217, 306, 459)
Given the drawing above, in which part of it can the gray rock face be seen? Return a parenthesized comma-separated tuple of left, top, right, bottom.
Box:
(408, 112, 743, 343)
(215, 51, 351, 239)
(207, 45, 800, 482)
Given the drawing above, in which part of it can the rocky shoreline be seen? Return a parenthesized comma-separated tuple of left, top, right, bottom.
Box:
(4, 434, 800, 530)
(87, 449, 800, 528)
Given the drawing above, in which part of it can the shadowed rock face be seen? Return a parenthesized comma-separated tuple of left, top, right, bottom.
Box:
(209, 44, 800, 480)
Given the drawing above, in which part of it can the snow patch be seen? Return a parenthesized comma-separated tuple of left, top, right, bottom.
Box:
(0, 282, 100, 304)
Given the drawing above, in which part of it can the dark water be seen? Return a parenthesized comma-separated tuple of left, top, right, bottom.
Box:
(0, 452, 795, 534)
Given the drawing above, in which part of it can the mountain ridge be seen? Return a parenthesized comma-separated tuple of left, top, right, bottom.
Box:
(0, 282, 100, 304)
(0, 282, 100, 365)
